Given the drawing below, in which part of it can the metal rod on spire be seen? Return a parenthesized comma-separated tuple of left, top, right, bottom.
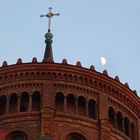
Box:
(40, 7, 60, 32)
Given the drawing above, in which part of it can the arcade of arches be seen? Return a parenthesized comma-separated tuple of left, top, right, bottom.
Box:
(0, 91, 138, 140)
(0, 91, 40, 115)
(108, 107, 136, 140)
(55, 92, 97, 119)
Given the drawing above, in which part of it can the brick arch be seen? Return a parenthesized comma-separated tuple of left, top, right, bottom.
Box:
(20, 92, 29, 112)
(78, 96, 86, 116)
(57, 73, 62, 79)
(67, 133, 87, 140)
(68, 74, 73, 81)
(88, 98, 96, 119)
(124, 116, 130, 137)
(6, 131, 27, 140)
(67, 93, 76, 114)
(117, 111, 123, 132)
(55, 92, 64, 112)
(108, 106, 116, 127)
(9, 93, 18, 113)
(6, 127, 34, 140)
(32, 91, 41, 111)
(0, 95, 6, 115)
(130, 122, 136, 140)
(61, 129, 89, 140)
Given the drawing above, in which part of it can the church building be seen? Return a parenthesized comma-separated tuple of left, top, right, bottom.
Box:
(0, 8, 139, 140)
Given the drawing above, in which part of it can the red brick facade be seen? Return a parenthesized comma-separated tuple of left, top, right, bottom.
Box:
(0, 58, 139, 140)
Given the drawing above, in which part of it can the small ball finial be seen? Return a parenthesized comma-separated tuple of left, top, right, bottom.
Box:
(2, 61, 8, 67)
(32, 57, 38, 63)
(125, 82, 129, 88)
(90, 65, 95, 71)
(16, 58, 22, 64)
(115, 76, 120, 82)
(76, 61, 82, 67)
(45, 32, 53, 43)
(62, 59, 68, 64)
(103, 70, 108, 76)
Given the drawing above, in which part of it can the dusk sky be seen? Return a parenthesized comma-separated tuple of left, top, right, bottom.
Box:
(0, 0, 140, 97)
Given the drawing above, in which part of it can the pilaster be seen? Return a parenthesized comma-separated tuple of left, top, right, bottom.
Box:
(98, 92, 111, 140)
(41, 82, 55, 138)
(138, 119, 140, 140)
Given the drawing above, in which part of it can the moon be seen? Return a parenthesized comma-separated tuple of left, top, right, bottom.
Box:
(101, 57, 106, 65)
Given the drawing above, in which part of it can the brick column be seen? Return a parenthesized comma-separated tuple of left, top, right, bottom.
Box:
(41, 82, 55, 138)
(5, 96, 10, 114)
(98, 92, 111, 140)
(86, 101, 89, 117)
(29, 94, 32, 112)
(64, 96, 67, 112)
(122, 118, 125, 133)
(129, 123, 131, 138)
(75, 97, 78, 114)
(17, 95, 21, 112)
(114, 113, 117, 128)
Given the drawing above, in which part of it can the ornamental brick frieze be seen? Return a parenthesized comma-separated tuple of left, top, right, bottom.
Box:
(54, 83, 98, 100)
(108, 98, 138, 122)
(0, 82, 43, 95)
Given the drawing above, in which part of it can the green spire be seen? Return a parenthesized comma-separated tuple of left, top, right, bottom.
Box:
(42, 31, 54, 62)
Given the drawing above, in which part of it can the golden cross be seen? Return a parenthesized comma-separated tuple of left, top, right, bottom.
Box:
(40, 7, 60, 32)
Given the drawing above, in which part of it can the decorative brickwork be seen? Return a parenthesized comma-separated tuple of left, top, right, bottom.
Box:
(0, 60, 139, 140)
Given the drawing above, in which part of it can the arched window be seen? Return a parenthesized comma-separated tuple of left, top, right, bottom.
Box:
(68, 133, 86, 140)
(88, 99, 96, 119)
(78, 96, 86, 116)
(55, 92, 64, 112)
(131, 122, 135, 140)
(117, 112, 123, 132)
(9, 93, 18, 113)
(32, 91, 40, 111)
(108, 107, 116, 127)
(20, 92, 29, 112)
(6, 131, 27, 140)
(0, 96, 6, 115)
(124, 117, 130, 137)
(67, 94, 75, 113)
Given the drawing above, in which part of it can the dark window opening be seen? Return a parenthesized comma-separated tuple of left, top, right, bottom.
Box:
(117, 112, 123, 132)
(69, 133, 86, 140)
(8, 131, 27, 140)
(32, 92, 40, 111)
(0, 96, 6, 115)
(9, 93, 18, 113)
(78, 96, 86, 116)
(67, 94, 75, 113)
(20, 105, 26, 112)
(124, 117, 130, 137)
(55, 93, 64, 112)
(131, 123, 135, 140)
(12, 134, 25, 140)
(108, 107, 115, 127)
(20, 92, 29, 112)
(88, 99, 96, 119)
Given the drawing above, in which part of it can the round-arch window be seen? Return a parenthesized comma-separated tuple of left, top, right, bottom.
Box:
(12, 133, 25, 140)
(8, 131, 27, 140)
(69, 133, 86, 140)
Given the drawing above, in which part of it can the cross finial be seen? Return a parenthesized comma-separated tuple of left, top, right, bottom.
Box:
(40, 7, 60, 32)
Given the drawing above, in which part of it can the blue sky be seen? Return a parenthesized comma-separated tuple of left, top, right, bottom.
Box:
(0, 0, 140, 96)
